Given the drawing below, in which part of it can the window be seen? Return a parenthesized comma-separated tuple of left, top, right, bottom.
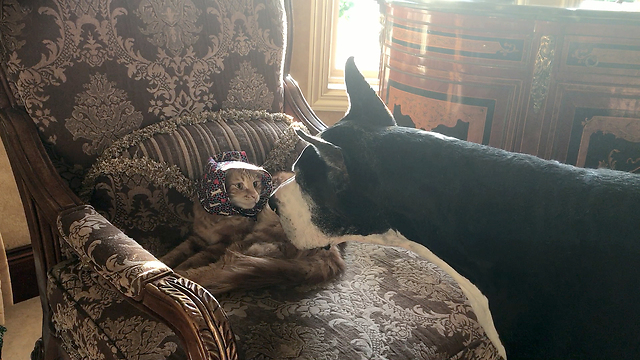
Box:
(295, 0, 382, 114)
(331, 1, 383, 89)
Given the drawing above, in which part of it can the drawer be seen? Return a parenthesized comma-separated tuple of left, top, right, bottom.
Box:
(383, 10, 533, 69)
(561, 35, 640, 77)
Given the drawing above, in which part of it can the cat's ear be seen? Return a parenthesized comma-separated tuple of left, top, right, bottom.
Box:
(342, 57, 396, 127)
(296, 129, 347, 175)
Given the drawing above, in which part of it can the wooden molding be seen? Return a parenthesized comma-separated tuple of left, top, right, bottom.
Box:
(308, 0, 382, 112)
(305, 0, 348, 112)
(7, 244, 38, 303)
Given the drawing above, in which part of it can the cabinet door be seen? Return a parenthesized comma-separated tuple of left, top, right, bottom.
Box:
(542, 83, 640, 173)
(382, 66, 518, 148)
(576, 116, 640, 173)
(379, 5, 534, 150)
(539, 32, 640, 170)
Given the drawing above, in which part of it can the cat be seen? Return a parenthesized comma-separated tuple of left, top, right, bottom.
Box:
(161, 159, 345, 295)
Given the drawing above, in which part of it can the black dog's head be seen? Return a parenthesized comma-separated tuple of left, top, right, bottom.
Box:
(270, 57, 397, 249)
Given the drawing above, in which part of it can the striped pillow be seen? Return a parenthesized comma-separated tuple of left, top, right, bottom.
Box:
(82, 109, 306, 256)
(95, 109, 293, 180)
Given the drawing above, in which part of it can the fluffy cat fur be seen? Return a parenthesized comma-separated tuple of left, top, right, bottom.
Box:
(161, 169, 345, 295)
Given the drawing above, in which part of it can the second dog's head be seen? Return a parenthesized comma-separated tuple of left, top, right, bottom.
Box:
(270, 57, 396, 249)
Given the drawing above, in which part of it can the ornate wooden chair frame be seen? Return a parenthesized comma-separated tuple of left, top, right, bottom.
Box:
(0, 1, 323, 359)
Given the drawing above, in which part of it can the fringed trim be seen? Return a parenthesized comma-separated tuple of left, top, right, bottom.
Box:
(80, 157, 195, 202)
(262, 122, 309, 174)
(97, 109, 293, 163)
(82, 109, 296, 203)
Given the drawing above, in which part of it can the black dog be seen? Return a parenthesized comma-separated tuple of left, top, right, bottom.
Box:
(270, 57, 640, 359)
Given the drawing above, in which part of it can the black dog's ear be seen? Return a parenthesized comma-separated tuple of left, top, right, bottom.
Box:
(295, 129, 347, 175)
(343, 57, 396, 127)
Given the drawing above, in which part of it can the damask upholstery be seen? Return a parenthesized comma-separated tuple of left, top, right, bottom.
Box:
(48, 258, 185, 360)
(0, 0, 291, 359)
(57, 205, 172, 300)
(1, 0, 287, 193)
(218, 242, 502, 360)
(55, 204, 233, 360)
(55, 204, 502, 360)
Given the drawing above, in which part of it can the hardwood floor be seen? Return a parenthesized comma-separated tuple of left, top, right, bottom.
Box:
(4, 296, 41, 360)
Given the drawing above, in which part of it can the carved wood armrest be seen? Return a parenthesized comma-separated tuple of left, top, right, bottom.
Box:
(57, 205, 237, 360)
(144, 276, 237, 360)
(283, 75, 328, 135)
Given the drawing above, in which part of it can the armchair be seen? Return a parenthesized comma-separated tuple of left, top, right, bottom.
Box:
(0, 0, 503, 359)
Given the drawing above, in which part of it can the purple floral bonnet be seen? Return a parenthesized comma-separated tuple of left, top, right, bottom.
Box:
(196, 151, 273, 217)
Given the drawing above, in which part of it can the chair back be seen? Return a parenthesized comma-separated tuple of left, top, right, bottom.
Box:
(1, 0, 288, 194)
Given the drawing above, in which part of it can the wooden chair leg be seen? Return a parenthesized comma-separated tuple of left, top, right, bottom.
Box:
(30, 323, 62, 360)
(30, 338, 44, 360)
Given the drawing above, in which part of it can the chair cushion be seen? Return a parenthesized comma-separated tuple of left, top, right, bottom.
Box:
(82, 109, 305, 256)
(217, 242, 503, 360)
(48, 243, 502, 360)
(48, 258, 185, 360)
(1, 0, 287, 192)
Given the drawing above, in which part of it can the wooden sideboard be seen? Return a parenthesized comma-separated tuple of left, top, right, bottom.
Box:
(379, 0, 640, 172)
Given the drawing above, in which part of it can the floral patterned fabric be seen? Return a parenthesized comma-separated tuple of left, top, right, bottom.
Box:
(0, 0, 287, 193)
(217, 242, 503, 360)
(56, 204, 238, 360)
(48, 258, 185, 360)
(50, 222, 502, 360)
(57, 205, 172, 300)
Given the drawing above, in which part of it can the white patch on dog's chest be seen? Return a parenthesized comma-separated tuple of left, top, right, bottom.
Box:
(273, 179, 339, 250)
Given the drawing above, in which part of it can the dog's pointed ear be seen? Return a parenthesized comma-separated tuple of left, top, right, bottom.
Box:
(343, 57, 396, 127)
(295, 129, 347, 174)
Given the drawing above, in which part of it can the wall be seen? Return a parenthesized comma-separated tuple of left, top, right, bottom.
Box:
(0, 136, 30, 250)
(290, 1, 348, 127)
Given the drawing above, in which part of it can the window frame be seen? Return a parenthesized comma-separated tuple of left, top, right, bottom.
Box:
(303, 0, 382, 112)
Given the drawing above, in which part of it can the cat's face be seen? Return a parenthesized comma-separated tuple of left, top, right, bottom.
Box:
(225, 169, 264, 209)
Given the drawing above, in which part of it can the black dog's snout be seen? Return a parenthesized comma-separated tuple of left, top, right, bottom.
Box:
(268, 196, 279, 213)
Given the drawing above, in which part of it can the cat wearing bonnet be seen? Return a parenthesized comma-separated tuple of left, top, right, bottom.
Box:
(160, 151, 345, 295)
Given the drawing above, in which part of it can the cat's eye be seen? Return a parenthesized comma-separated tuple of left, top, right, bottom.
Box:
(235, 183, 244, 189)
(253, 181, 260, 188)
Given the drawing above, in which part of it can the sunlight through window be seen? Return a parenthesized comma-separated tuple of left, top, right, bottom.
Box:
(331, 0, 382, 87)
